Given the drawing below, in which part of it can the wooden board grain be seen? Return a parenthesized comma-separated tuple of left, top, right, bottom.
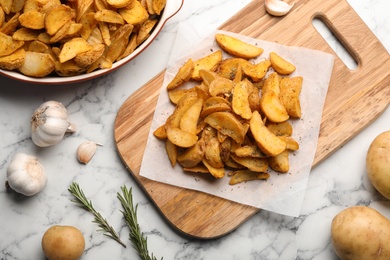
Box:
(114, 0, 390, 239)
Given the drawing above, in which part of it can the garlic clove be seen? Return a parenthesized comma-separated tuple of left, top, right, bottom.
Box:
(77, 141, 102, 164)
(66, 122, 77, 134)
(265, 0, 294, 17)
(31, 101, 76, 147)
(6, 153, 47, 196)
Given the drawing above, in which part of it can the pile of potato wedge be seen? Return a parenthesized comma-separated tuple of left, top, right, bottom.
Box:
(154, 33, 303, 185)
(0, 0, 166, 77)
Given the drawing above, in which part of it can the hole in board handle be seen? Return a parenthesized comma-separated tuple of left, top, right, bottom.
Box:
(312, 16, 358, 70)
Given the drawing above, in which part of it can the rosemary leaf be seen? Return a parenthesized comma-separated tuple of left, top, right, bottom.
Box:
(117, 186, 161, 260)
(68, 182, 127, 248)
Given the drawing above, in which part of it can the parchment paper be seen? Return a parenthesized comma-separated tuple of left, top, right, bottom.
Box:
(139, 23, 334, 217)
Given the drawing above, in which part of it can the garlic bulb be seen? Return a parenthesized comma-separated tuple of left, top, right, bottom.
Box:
(6, 153, 47, 196)
(265, 0, 294, 16)
(31, 101, 76, 147)
(77, 141, 102, 164)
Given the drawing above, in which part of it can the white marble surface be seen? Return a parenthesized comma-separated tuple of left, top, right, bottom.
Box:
(0, 0, 389, 259)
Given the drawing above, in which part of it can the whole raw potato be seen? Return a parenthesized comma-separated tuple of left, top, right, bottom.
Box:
(331, 206, 390, 260)
(366, 131, 390, 199)
(42, 225, 85, 260)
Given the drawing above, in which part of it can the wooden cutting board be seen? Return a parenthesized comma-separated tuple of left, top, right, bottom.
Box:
(114, 0, 390, 239)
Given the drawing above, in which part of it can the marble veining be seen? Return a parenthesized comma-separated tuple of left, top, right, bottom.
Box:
(1, 0, 389, 259)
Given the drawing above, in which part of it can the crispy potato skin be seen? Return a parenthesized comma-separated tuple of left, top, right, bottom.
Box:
(331, 206, 390, 260)
(366, 131, 390, 199)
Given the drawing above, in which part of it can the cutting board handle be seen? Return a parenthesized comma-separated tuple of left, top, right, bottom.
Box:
(309, 0, 382, 71)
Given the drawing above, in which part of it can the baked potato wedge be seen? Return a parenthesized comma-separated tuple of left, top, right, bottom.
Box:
(202, 159, 224, 179)
(279, 136, 299, 151)
(268, 150, 290, 173)
(199, 69, 218, 86)
(250, 110, 286, 156)
(270, 51, 296, 75)
(74, 43, 105, 67)
(191, 50, 222, 81)
(242, 59, 271, 82)
(230, 154, 268, 172)
(204, 136, 224, 169)
(76, 0, 94, 21)
(18, 51, 55, 77)
(18, 10, 45, 29)
(45, 4, 75, 36)
(0, 12, 19, 35)
(234, 145, 265, 158)
(177, 139, 205, 168)
(79, 12, 98, 40)
(262, 72, 280, 94)
(152, 0, 166, 15)
(117, 34, 137, 61)
(165, 139, 178, 167)
(166, 125, 198, 148)
(105, 24, 134, 63)
(229, 170, 270, 185)
(0, 47, 25, 70)
(167, 92, 199, 128)
(136, 18, 158, 45)
(266, 121, 293, 137)
(168, 88, 192, 104)
(179, 98, 203, 135)
(55, 59, 87, 76)
(119, 0, 149, 25)
(208, 76, 235, 97)
(215, 58, 250, 80)
(183, 165, 210, 174)
(0, 0, 12, 14)
(204, 111, 246, 144)
(12, 27, 40, 41)
(215, 33, 263, 59)
(94, 10, 125, 24)
(106, 0, 132, 8)
(166, 58, 194, 90)
(200, 102, 231, 119)
(260, 90, 289, 123)
(153, 124, 167, 140)
(58, 37, 92, 63)
(232, 80, 252, 120)
(0, 32, 24, 57)
(279, 76, 303, 118)
(11, 0, 25, 13)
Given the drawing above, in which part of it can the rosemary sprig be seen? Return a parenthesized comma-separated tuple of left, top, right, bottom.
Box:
(117, 186, 161, 260)
(68, 182, 127, 248)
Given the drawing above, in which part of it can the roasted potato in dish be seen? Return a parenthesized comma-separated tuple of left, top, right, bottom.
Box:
(0, 0, 167, 78)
